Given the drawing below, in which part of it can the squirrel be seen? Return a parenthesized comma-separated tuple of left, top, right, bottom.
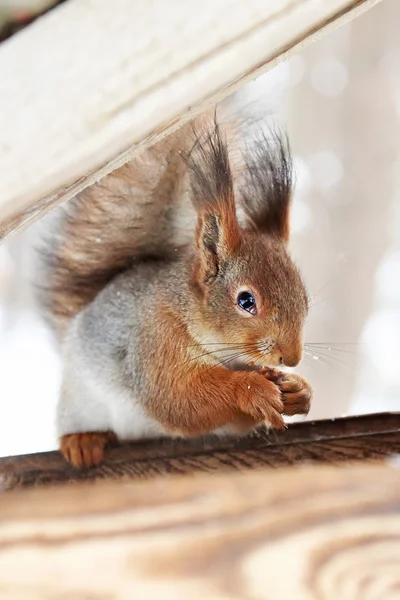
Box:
(36, 110, 312, 468)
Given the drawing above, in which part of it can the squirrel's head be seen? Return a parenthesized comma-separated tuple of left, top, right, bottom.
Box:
(186, 121, 308, 369)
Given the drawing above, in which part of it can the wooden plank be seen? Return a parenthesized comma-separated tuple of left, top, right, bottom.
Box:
(1, 413, 399, 491)
(0, 0, 382, 239)
(0, 461, 399, 598)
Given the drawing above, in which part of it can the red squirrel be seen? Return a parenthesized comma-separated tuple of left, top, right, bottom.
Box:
(37, 112, 312, 468)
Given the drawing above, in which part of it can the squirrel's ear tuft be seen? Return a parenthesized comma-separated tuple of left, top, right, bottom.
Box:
(241, 129, 293, 242)
(186, 120, 240, 283)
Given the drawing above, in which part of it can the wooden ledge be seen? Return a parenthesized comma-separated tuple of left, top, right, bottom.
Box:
(1, 412, 399, 491)
(0, 461, 399, 597)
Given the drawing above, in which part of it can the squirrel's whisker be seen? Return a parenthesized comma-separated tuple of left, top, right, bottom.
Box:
(306, 348, 351, 366)
(183, 344, 258, 366)
(304, 351, 337, 370)
(305, 343, 360, 355)
(304, 349, 351, 372)
(306, 341, 361, 346)
(181, 341, 258, 348)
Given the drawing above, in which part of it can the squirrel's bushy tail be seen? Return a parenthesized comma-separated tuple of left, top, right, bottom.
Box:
(36, 125, 194, 336)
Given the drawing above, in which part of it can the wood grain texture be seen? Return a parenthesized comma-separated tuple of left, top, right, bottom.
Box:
(0, 462, 399, 598)
(1, 413, 398, 491)
(0, 0, 382, 239)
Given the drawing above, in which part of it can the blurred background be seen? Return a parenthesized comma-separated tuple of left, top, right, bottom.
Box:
(0, 0, 399, 457)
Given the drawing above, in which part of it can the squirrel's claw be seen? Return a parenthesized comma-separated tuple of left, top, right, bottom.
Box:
(261, 371, 312, 417)
(60, 431, 118, 468)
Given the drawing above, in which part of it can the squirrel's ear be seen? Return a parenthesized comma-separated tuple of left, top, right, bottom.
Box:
(241, 130, 292, 242)
(186, 121, 240, 283)
(195, 206, 239, 283)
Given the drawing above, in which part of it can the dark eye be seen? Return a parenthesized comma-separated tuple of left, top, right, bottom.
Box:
(237, 291, 257, 315)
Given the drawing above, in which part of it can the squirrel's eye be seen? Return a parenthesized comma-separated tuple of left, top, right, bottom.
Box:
(237, 291, 257, 315)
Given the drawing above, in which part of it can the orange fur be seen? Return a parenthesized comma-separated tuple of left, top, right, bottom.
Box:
(134, 306, 284, 436)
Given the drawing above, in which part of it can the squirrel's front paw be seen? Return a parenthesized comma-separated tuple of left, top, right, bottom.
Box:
(60, 431, 118, 468)
(261, 369, 312, 416)
(235, 373, 285, 429)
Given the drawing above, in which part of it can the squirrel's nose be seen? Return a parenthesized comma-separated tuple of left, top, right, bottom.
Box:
(281, 356, 300, 368)
(279, 347, 303, 367)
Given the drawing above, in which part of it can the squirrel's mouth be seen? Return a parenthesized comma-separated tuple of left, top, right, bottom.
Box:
(243, 341, 282, 370)
(230, 351, 277, 371)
